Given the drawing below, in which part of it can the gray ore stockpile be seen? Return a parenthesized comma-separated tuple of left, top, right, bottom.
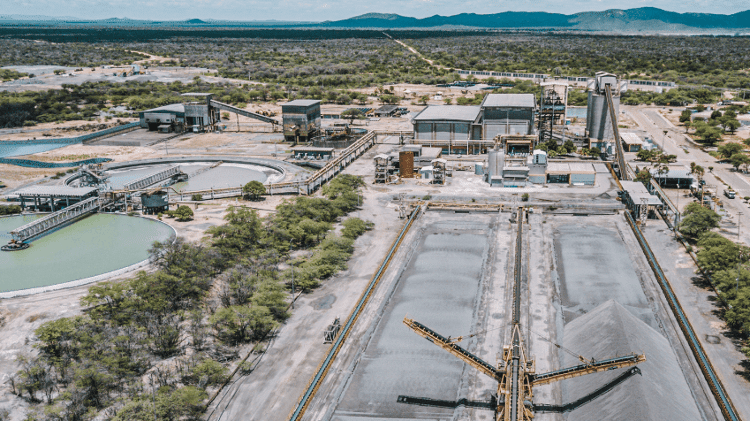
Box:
(554, 224, 656, 327)
(562, 300, 701, 420)
(332, 217, 492, 420)
(553, 221, 701, 420)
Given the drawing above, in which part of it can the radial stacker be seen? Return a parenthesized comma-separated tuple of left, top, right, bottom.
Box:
(402, 207, 646, 421)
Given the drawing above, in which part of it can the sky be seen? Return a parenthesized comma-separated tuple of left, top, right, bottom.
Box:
(2, 0, 749, 22)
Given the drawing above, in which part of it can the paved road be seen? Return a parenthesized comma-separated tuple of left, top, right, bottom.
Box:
(625, 105, 750, 419)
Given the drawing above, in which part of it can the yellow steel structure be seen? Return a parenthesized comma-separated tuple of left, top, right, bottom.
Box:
(402, 208, 645, 421)
(403, 317, 645, 421)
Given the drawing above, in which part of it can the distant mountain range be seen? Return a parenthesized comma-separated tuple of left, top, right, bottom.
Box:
(1, 8, 749, 32)
(320, 8, 750, 31)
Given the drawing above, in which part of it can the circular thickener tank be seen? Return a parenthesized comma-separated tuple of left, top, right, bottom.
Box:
(0, 214, 174, 293)
(105, 162, 277, 192)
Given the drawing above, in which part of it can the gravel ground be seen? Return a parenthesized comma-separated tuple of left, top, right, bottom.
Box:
(643, 220, 750, 421)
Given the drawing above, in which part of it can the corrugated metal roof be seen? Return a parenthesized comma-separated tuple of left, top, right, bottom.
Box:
(481, 93, 536, 108)
(621, 132, 643, 145)
(412, 105, 481, 122)
(568, 162, 596, 173)
(620, 181, 663, 205)
(282, 100, 321, 107)
(546, 162, 570, 173)
(649, 167, 693, 179)
(143, 103, 185, 113)
(15, 186, 98, 197)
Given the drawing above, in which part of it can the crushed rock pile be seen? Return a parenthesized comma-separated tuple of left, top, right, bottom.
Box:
(561, 300, 701, 421)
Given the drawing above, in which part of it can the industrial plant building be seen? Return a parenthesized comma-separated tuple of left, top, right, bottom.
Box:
(139, 93, 280, 134)
(410, 93, 536, 154)
(282, 100, 322, 143)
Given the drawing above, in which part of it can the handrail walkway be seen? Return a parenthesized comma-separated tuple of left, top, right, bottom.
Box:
(9, 197, 102, 242)
(177, 130, 380, 199)
(123, 165, 182, 191)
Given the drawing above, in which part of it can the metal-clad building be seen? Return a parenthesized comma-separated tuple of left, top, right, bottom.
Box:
(139, 104, 186, 131)
(481, 93, 536, 139)
(621, 132, 644, 152)
(139, 93, 219, 133)
(282, 100, 321, 142)
(412, 105, 482, 141)
(546, 162, 596, 185)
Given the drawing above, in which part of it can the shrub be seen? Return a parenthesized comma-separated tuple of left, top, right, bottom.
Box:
(188, 359, 228, 387)
(341, 217, 374, 239)
(243, 181, 266, 201)
(173, 205, 194, 222)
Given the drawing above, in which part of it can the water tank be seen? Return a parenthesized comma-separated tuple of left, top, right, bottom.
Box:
(475, 162, 484, 175)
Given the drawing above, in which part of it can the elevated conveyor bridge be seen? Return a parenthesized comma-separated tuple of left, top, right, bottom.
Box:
(8, 196, 105, 244)
(122, 165, 184, 191)
(209, 99, 279, 126)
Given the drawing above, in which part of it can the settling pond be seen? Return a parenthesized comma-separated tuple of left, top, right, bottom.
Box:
(0, 213, 174, 293)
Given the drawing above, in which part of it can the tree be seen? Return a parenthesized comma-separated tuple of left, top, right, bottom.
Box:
(718, 142, 744, 159)
(243, 180, 266, 201)
(635, 170, 652, 185)
(730, 153, 750, 172)
(637, 149, 657, 161)
(341, 108, 363, 124)
(678, 202, 721, 239)
(656, 163, 670, 186)
(699, 126, 723, 145)
(419, 95, 429, 105)
(690, 163, 705, 185)
(341, 217, 373, 239)
(210, 305, 276, 345)
(187, 359, 228, 387)
(710, 110, 723, 120)
(208, 206, 263, 262)
(726, 119, 741, 134)
(695, 232, 741, 274)
(679, 109, 692, 123)
(173, 205, 193, 222)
